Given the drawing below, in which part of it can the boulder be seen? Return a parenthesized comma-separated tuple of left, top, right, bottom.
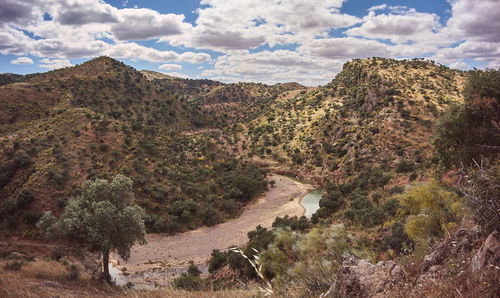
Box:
(421, 225, 481, 272)
(337, 256, 405, 297)
(471, 230, 500, 272)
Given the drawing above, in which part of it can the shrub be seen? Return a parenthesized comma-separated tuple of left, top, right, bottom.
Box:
(3, 261, 24, 271)
(382, 221, 415, 254)
(434, 69, 500, 167)
(396, 160, 415, 173)
(173, 273, 203, 290)
(272, 215, 310, 232)
(208, 249, 227, 273)
(398, 180, 466, 244)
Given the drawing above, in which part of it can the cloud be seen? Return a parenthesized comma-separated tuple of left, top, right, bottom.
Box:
(0, 0, 498, 84)
(54, 0, 118, 25)
(346, 10, 442, 44)
(448, 61, 471, 70)
(161, 71, 188, 79)
(11, 57, 34, 64)
(0, 0, 40, 25)
(166, 0, 360, 52)
(445, 0, 500, 43)
(368, 4, 387, 12)
(201, 50, 346, 86)
(106, 42, 211, 63)
(299, 37, 391, 59)
(111, 8, 191, 40)
(159, 63, 182, 71)
(38, 58, 73, 69)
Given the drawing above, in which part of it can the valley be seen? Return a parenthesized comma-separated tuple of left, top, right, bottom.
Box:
(110, 174, 315, 287)
(0, 56, 498, 298)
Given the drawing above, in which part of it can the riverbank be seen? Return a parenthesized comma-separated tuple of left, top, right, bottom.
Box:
(112, 174, 314, 286)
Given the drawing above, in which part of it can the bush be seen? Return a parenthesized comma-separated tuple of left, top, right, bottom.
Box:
(382, 198, 400, 217)
(3, 261, 24, 271)
(66, 264, 80, 280)
(208, 249, 227, 273)
(398, 180, 465, 244)
(272, 215, 310, 232)
(434, 69, 500, 167)
(396, 160, 415, 173)
(173, 273, 203, 290)
(382, 221, 415, 254)
(345, 196, 385, 227)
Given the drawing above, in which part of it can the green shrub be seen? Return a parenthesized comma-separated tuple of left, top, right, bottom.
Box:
(398, 180, 465, 244)
(396, 160, 415, 173)
(208, 249, 227, 273)
(173, 273, 203, 290)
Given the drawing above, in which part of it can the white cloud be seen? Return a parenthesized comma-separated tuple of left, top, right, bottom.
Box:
(448, 61, 470, 70)
(165, 0, 360, 52)
(0, 0, 499, 84)
(346, 10, 442, 44)
(53, 0, 118, 25)
(11, 57, 34, 64)
(106, 42, 210, 63)
(445, 0, 500, 43)
(111, 8, 191, 40)
(368, 4, 387, 12)
(201, 50, 345, 86)
(162, 71, 188, 79)
(38, 58, 73, 69)
(299, 37, 391, 59)
(159, 63, 182, 71)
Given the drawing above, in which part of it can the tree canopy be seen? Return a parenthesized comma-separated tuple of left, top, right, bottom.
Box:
(37, 174, 146, 282)
(434, 69, 500, 167)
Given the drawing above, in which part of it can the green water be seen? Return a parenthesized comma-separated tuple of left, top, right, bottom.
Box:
(301, 188, 323, 217)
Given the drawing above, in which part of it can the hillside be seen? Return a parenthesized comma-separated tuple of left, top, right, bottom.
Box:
(150, 76, 306, 127)
(238, 58, 465, 182)
(0, 57, 267, 236)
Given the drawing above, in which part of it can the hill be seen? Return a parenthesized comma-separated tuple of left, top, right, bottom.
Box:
(237, 58, 465, 183)
(0, 57, 267, 236)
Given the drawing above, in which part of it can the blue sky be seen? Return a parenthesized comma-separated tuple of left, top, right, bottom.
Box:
(1, 0, 499, 85)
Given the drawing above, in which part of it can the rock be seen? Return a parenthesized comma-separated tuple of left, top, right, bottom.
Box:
(39, 281, 63, 288)
(471, 230, 500, 272)
(421, 225, 481, 272)
(337, 256, 405, 297)
(6, 252, 35, 261)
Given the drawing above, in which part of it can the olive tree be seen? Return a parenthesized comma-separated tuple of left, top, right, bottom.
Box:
(37, 174, 146, 282)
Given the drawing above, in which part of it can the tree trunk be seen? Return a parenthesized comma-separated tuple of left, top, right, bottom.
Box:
(102, 249, 111, 283)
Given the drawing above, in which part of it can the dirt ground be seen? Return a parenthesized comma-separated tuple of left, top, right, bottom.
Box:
(114, 174, 314, 285)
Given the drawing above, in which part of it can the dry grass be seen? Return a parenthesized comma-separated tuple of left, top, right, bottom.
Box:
(0, 259, 259, 298)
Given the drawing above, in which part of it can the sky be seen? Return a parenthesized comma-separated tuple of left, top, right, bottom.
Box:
(1, 0, 499, 86)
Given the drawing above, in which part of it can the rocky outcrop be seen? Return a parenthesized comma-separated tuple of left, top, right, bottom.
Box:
(337, 256, 405, 297)
(421, 225, 481, 272)
(471, 229, 500, 272)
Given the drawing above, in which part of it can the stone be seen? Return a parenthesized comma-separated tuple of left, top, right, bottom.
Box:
(471, 230, 500, 272)
(421, 225, 481, 272)
(337, 256, 406, 297)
